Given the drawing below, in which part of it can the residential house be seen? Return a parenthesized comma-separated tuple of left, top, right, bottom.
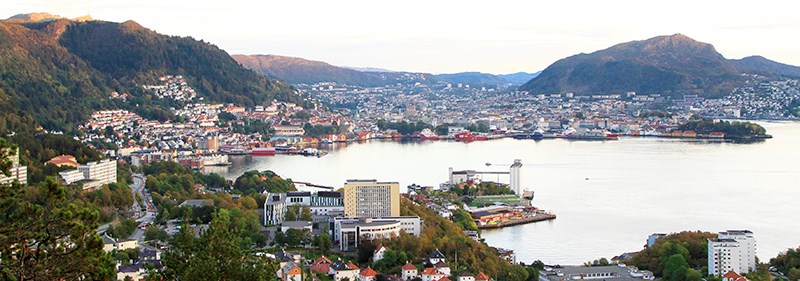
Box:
(421, 267, 447, 281)
(330, 260, 360, 281)
(401, 262, 418, 281)
(373, 244, 388, 263)
(358, 266, 378, 281)
(458, 271, 475, 281)
(280, 262, 303, 281)
(310, 256, 333, 274)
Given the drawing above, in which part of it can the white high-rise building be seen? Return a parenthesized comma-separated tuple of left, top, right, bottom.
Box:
(708, 230, 756, 276)
(78, 159, 117, 186)
(509, 159, 522, 197)
(0, 147, 27, 185)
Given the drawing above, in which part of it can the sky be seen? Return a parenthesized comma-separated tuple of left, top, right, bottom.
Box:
(4, 0, 800, 74)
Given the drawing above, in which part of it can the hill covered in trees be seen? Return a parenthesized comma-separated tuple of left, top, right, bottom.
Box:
(0, 16, 306, 133)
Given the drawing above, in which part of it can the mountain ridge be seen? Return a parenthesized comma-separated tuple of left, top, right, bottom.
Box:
(520, 34, 800, 97)
(0, 17, 303, 132)
(233, 54, 437, 87)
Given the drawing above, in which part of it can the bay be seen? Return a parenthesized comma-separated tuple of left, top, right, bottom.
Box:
(207, 121, 800, 265)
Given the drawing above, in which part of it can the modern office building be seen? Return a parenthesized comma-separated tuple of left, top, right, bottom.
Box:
(264, 193, 288, 225)
(708, 230, 756, 276)
(333, 216, 422, 251)
(263, 190, 344, 225)
(343, 179, 400, 218)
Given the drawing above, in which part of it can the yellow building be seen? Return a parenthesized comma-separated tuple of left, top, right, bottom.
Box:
(343, 179, 400, 218)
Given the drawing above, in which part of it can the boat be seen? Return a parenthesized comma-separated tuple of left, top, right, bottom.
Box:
(565, 129, 619, 140)
(513, 129, 544, 140)
(227, 148, 248, 155)
(455, 131, 489, 142)
(202, 154, 231, 166)
(251, 147, 276, 156)
(419, 128, 442, 140)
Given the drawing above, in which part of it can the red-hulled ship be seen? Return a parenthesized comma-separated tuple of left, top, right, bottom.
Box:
(455, 131, 488, 142)
(251, 147, 276, 156)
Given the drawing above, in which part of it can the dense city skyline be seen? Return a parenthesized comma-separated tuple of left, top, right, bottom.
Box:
(5, 0, 800, 74)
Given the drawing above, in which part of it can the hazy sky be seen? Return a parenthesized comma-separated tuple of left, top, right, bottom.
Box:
(5, 0, 800, 74)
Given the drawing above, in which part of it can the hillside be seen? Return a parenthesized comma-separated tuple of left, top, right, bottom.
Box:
(498, 71, 541, 84)
(233, 54, 436, 87)
(434, 72, 509, 86)
(732, 56, 800, 77)
(521, 34, 743, 97)
(0, 17, 302, 132)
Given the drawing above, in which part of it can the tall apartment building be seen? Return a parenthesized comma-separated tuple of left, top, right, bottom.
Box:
(78, 159, 118, 186)
(0, 147, 27, 185)
(343, 179, 400, 218)
(708, 230, 756, 276)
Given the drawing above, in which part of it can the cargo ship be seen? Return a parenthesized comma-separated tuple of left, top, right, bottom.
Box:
(564, 128, 619, 140)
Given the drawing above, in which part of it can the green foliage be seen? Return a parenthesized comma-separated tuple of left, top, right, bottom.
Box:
(285, 228, 312, 248)
(465, 123, 490, 133)
(144, 225, 169, 241)
(677, 118, 767, 138)
(59, 21, 308, 109)
(142, 161, 229, 197)
(770, 246, 800, 277)
(451, 208, 479, 232)
(375, 120, 431, 135)
(312, 233, 332, 255)
(452, 182, 516, 197)
(0, 178, 116, 280)
(303, 123, 347, 138)
(159, 209, 278, 280)
(370, 198, 529, 280)
(662, 254, 690, 281)
(584, 258, 610, 267)
(233, 170, 295, 194)
(107, 218, 138, 239)
(630, 231, 716, 276)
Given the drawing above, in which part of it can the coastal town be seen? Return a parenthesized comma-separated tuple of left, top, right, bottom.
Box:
(72, 73, 791, 172)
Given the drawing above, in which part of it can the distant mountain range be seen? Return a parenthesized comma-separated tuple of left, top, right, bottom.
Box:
(232, 54, 437, 87)
(0, 14, 301, 132)
(434, 72, 540, 86)
(520, 34, 800, 97)
(233, 54, 537, 87)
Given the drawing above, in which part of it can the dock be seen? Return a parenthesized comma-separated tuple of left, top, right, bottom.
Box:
(476, 212, 557, 229)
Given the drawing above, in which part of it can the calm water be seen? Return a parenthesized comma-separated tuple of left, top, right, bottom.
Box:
(208, 121, 800, 265)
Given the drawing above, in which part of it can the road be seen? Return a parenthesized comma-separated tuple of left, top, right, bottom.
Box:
(130, 173, 157, 242)
(96, 173, 158, 243)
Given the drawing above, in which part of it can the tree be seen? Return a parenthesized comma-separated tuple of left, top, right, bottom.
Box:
(286, 228, 311, 248)
(160, 209, 279, 280)
(313, 233, 332, 254)
(0, 138, 16, 176)
(0, 178, 116, 280)
(301, 206, 313, 221)
(662, 254, 689, 281)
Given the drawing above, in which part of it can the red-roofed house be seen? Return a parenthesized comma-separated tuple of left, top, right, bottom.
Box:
(310, 255, 333, 274)
(475, 272, 493, 281)
(47, 155, 79, 168)
(358, 266, 378, 281)
(421, 267, 446, 281)
(401, 262, 418, 280)
(722, 271, 749, 281)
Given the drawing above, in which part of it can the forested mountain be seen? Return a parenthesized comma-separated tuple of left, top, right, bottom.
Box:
(233, 54, 436, 87)
(520, 34, 800, 97)
(0, 17, 304, 133)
